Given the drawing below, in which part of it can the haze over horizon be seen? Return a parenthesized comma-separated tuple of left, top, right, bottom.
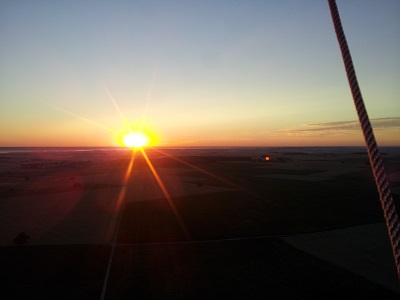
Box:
(1, 0, 399, 147)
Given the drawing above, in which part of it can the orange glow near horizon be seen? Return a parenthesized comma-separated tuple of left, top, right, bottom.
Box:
(40, 90, 161, 148)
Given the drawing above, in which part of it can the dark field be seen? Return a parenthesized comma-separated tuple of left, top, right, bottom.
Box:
(1, 147, 400, 299)
(1, 241, 397, 300)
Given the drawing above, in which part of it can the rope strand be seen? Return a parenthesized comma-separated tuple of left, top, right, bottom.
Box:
(328, 0, 400, 279)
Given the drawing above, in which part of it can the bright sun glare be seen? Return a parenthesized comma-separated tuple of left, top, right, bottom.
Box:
(123, 132, 149, 149)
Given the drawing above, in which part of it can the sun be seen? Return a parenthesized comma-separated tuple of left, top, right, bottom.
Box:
(123, 132, 149, 149)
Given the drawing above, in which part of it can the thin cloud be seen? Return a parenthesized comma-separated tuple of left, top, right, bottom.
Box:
(286, 117, 400, 137)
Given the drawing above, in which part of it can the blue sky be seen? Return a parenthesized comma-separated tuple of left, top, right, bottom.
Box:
(1, 0, 399, 146)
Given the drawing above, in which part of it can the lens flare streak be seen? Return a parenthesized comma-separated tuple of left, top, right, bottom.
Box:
(155, 149, 280, 207)
(101, 151, 135, 300)
(140, 149, 190, 239)
(104, 87, 132, 132)
(48, 104, 116, 133)
(155, 150, 238, 187)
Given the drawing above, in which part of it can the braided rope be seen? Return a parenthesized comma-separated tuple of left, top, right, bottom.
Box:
(328, 0, 400, 279)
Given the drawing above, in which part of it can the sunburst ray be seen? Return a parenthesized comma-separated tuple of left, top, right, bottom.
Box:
(141, 149, 190, 240)
(154, 149, 276, 206)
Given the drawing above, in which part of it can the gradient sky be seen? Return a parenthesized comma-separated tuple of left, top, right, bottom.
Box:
(1, 0, 399, 147)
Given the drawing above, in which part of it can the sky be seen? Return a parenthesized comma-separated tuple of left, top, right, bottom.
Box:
(0, 0, 399, 147)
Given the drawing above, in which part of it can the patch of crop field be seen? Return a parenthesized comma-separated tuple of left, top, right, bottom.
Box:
(117, 182, 385, 244)
(0, 245, 110, 299)
(105, 239, 397, 299)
